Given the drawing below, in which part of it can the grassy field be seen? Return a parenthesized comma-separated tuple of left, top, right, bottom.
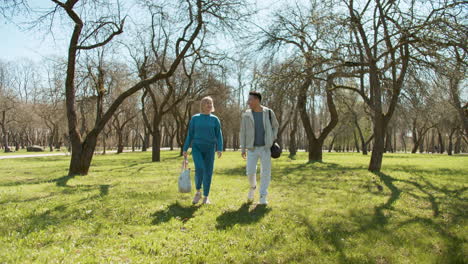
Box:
(0, 148, 68, 156)
(0, 151, 466, 263)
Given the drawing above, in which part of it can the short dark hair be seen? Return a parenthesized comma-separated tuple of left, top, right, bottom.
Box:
(249, 91, 262, 102)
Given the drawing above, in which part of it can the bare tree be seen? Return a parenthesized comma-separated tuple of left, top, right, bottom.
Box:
(36, 59, 66, 151)
(0, 61, 16, 152)
(47, 0, 245, 175)
(259, 1, 342, 162)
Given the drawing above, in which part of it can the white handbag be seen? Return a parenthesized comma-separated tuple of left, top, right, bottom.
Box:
(178, 157, 192, 193)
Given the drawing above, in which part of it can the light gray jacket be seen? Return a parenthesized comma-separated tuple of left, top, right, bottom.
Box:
(240, 106, 279, 152)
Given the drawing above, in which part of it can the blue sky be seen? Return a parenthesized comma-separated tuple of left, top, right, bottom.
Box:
(0, 0, 283, 63)
(0, 0, 68, 62)
(0, 22, 66, 62)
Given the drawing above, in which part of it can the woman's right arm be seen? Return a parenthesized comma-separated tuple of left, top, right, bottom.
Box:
(183, 117, 195, 153)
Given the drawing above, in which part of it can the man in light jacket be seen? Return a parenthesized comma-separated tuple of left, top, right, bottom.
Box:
(240, 91, 279, 205)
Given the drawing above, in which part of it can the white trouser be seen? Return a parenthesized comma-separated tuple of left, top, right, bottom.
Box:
(246, 146, 271, 197)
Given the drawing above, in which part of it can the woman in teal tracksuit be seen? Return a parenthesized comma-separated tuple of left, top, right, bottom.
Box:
(183, 96, 223, 205)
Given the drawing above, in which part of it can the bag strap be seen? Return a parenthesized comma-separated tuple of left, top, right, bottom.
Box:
(182, 156, 188, 170)
(268, 109, 276, 144)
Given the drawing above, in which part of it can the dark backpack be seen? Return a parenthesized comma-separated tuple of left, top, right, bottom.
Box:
(268, 110, 282, 159)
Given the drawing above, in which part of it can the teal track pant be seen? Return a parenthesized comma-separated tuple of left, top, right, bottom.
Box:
(192, 143, 215, 196)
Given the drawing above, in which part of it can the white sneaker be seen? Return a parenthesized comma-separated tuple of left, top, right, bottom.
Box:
(247, 186, 256, 202)
(202, 197, 211, 204)
(259, 195, 268, 205)
(192, 192, 202, 204)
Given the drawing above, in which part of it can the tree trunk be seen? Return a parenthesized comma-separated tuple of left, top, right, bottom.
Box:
(419, 136, 425, 153)
(384, 130, 392, 153)
(68, 134, 98, 176)
(369, 113, 385, 172)
(289, 111, 299, 157)
(298, 76, 338, 163)
(152, 121, 162, 162)
(437, 129, 445, 154)
(308, 139, 324, 161)
(102, 134, 107, 155)
(401, 131, 406, 153)
(448, 128, 456, 156)
(353, 130, 360, 153)
(141, 127, 149, 152)
(1, 111, 11, 153)
(132, 132, 136, 152)
(223, 135, 227, 151)
(429, 130, 436, 153)
(117, 132, 124, 154)
(454, 133, 461, 154)
(169, 133, 175, 151)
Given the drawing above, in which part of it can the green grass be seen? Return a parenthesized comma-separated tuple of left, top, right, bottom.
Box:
(0, 151, 466, 263)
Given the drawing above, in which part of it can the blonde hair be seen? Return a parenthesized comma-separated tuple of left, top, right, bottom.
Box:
(200, 96, 215, 113)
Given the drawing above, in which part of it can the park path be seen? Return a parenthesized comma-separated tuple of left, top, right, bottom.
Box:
(0, 149, 170, 160)
(1, 148, 306, 160)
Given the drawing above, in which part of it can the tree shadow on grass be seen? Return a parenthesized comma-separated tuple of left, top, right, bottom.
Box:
(0, 173, 75, 187)
(0, 193, 57, 205)
(53, 175, 75, 186)
(373, 171, 467, 219)
(99, 184, 110, 196)
(216, 166, 245, 177)
(215, 202, 271, 230)
(150, 201, 200, 225)
(273, 161, 367, 189)
(17, 204, 68, 236)
(395, 217, 466, 263)
(52, 172, 111, 195)
(16, 202, 99, 237)
(372, 172, 402, 224)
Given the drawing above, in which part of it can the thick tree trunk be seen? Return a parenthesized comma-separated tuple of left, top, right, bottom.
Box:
(152, 123, 162, 162)
(68, 134, 98, 176)
(308, 141, 323, 161)
(353, 130, 360, 153)
(454, 133, 461, 154)
(2, 132, 10, 152)
(12, 133, 19, 151)
(141, 128, 149, 152)
(49, 138, 54, 152)
(289, 111, 299, 157)
(298, 76, 338, 163)
(411, 141, 419, 153)
(384, 130, 393, 153)
(117, 132, 124, 154)
(449, 77, 468, 138)
(169, 133, 175, 151)
(429, 130, 436, 153)
(369, 113, 385, 172)
(1, 111, 11, 153)
(362, 143, 367, 155)
(362, 135, 372, 156)
(419, 136, 425, 153)
(437, 129, 445, 154)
